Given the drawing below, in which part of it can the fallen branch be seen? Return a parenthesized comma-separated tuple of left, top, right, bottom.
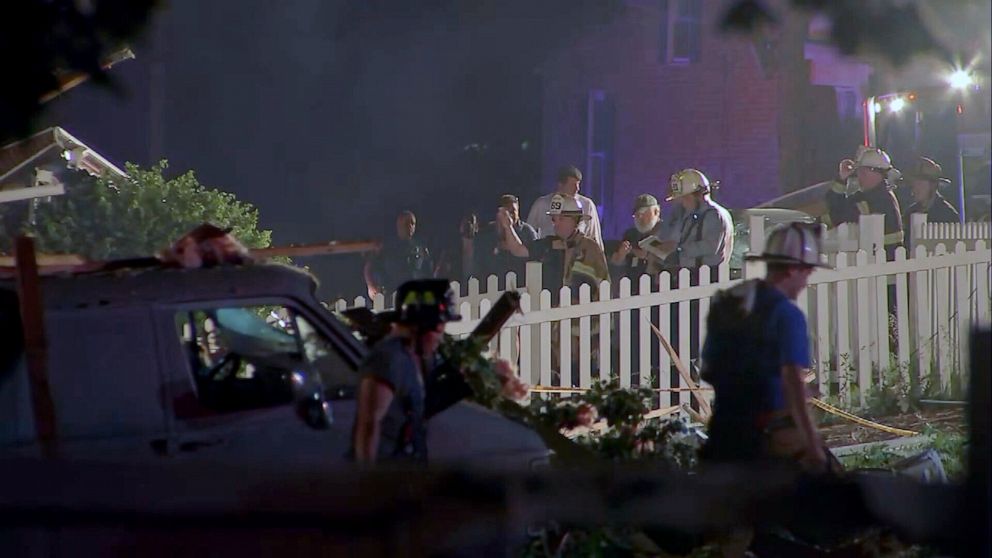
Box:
(564, 405, 682, 438)
(646, 321, 712, 419)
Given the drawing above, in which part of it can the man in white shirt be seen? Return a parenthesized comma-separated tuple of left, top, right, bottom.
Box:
(526, 166, 604, 249)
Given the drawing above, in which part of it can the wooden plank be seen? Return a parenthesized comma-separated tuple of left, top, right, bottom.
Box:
(598, 280, 612, 383)
(249, 240, 380, 259)
(638, 274, 652, 388)
(14, 236, 58, 458)
(578, 284, 592, 388)
(619, 278, 632, 388)
(648, 321, 711, 418)
(854, 250, 871, 407)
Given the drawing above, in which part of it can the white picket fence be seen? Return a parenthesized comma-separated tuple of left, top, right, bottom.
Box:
(908, 213, 992, 253)
(333, 217, 991, 411)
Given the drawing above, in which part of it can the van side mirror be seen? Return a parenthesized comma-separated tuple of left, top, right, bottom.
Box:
(291, 369, 332, 430)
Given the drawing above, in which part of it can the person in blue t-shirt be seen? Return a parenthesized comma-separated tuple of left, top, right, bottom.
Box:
(700, 223, 832, 474)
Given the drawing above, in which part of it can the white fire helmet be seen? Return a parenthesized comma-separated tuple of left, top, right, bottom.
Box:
(666, 168, 711, 201)
(546, 193, 589, 220)
(856, 147, 893, 172)
(745, 223, 832, 269)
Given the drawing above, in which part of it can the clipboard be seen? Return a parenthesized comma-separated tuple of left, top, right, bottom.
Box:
(637, 235, 673, 261)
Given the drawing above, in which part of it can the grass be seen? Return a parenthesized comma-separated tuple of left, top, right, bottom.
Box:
(839, 428, 968, 481)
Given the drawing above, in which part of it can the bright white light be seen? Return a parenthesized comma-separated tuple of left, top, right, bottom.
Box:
(946, 69, 973, 89)
(872, 101, 882, 113)
(889, 97, 906, 112)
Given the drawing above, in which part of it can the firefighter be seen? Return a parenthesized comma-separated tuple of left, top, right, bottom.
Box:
(821, 157, 862, 228)
(500, 194, 609, 380)
(848, 147, 905, 259)
(700, 223, 837, 556)
(499, 193, 609, 293)
(660, 169, 734, 280)
(903, 156, 960, 234)
(351, 279, 462, 464)
(526, 165, 605, 249)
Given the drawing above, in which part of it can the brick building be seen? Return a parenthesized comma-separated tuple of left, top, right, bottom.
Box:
(539, 1, 870, 237)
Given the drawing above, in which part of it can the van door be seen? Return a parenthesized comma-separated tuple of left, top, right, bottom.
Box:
(154, 301, 355, 467)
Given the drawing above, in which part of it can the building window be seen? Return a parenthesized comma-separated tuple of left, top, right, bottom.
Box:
(659, 0, 703, 64)
(585, 89, 614, 226)
(835, 87, 861, 121)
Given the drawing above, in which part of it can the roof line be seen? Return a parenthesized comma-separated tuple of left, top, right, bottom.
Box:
(0, 144, 58, 184)
(54, 127, 128, 179)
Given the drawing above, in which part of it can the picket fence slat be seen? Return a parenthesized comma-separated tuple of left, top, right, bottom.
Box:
(657, 273, 673, 408)
(559, 286, 572, 388)
(834, 253, 852, 407)
(976, 241, 990, 325)
(638, 274, 652, 388)
(619, 278, 632, 388)
(540, 291, 552, 388)
(677, 268, 692, 408)
(598, 280, 612, 383)
(934, 244, 951, 392)
(953, 242, 970, 389)
(854, 251, 871, 407)
(911, 245, 932, 392)
(873, 249, 890, 380)
(893, 248, 910, 386)
(814, 283, 830, 389)
(579, 284, 592, 388)
(519, 293, 533, 384)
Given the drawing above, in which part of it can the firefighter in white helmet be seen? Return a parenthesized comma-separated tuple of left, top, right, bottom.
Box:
(501, 193, 610, 380)
(499, 193, 609, 292)
(701, 222, 838, 554)
(525, 166, 604, 249)
(659, 169, 734, 279)
(850, 147, 905, 259)
(823, 147, 905, 257)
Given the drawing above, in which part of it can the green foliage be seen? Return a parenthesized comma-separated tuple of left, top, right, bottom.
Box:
(840, 428, 967, 481)
(864, 361, 915, 418)
(18, 160, 271, 259)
